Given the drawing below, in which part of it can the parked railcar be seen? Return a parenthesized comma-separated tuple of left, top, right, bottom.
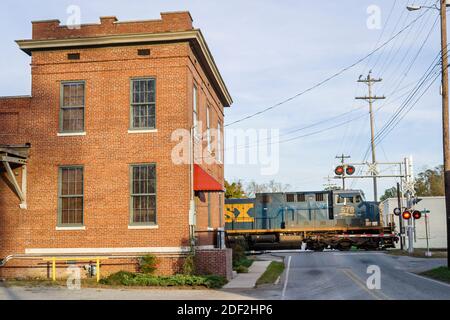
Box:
(225, 189, 397, 251)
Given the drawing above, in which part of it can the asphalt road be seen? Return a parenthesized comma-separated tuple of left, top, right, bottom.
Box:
(1, 252, 449, 300)
(227, 251, 450, 300)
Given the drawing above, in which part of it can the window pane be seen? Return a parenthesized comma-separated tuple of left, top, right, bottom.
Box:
(59, 167, 83, 225)
(62, 108, 84, 132)
(131, 165, 156, 224)
(62, 83, 84, 107)
(132, 104, 155, 129)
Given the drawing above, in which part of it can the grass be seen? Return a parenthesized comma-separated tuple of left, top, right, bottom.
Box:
(387, 248, 447, 259)
(420, 266, 450, 284)
(256, 261, 285, 286)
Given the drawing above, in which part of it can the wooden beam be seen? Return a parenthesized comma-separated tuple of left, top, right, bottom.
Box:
(0, 155, 27, 165)
(2, 161, 26, 205)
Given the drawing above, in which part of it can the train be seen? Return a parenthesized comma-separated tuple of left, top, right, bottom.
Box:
(225, 189, 398, 251)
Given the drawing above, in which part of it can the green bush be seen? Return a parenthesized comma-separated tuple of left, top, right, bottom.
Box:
(232, 240, 247, 264)
(182, 250, 196, 275)
(139, 254, 159, 274)
(234, 265, 249, 273)
(100, 272, 227, 289)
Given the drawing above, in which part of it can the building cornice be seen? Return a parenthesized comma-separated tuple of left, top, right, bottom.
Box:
(16, 29, 232, 107)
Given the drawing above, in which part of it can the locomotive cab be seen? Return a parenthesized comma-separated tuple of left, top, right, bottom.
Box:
(332, 189, 380, 227)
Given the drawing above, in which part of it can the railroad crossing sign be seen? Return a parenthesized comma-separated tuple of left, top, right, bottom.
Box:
(367, 163, 379, 176)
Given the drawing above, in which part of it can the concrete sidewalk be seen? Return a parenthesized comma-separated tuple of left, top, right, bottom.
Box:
(223, 261, 271, 289)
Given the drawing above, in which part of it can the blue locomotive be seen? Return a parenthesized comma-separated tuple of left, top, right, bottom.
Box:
(225, 189, 397, 250)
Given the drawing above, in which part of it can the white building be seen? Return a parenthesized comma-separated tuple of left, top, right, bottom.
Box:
(381, 197, 447, 249)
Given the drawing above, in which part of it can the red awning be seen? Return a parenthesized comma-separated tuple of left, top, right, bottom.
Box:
(193, 164, 224, 192)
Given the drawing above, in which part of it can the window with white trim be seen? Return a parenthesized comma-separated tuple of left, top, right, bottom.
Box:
(130, 164, 156, 225)
(193, 85, 199, 138)
(206, 106, 211, 152)
(58, 166, 84, 226)
(130, 78, 156, 129)
(217, 121, 222, 162)
(60, 82, 85, 133)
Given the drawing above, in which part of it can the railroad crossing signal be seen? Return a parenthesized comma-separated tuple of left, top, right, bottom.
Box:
(393, 207, 401, 216)
(401, 210, 422, 220)
(346, 165, 355, 175)
(334, 165, 355, 176)
(335, 165, 344, 176)
(412, 210, 422, 220)
(402, 211, 412, 220)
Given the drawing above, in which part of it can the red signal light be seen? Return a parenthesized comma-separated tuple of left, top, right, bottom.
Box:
(402, 211, 411, 220)
(413, 210, 421, 220)
(346, 165, 355, 175)
(335, 166, 344, 176)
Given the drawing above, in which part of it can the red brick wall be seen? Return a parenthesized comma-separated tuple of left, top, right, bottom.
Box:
(0, 13, 228, 279)
(195, 249, 232, 280)
(31, 12, 193, 40)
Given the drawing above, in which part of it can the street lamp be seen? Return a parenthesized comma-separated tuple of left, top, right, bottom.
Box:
(407, 0, 450, 268)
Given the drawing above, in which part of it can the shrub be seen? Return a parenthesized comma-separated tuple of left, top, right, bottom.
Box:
(100, 272, 227, 288)
(139, 254, 159, 275)
(99, 271, 135, 285)
(232, 240, 247, 265)
(234, 265, 249, 273)
(182, 249, 196, 275)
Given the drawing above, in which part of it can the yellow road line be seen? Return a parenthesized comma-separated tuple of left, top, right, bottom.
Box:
(341, 268, 390, 300)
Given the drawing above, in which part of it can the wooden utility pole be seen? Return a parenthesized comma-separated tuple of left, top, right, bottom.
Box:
(335, 154, 350, 189)
(439, 0, 450, 268)
(356, 71, 385, 201)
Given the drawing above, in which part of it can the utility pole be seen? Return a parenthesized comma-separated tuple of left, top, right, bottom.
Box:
(356, 71, 385, 201)
(404, 156, 415, 254)
(335, 154, 350, 189)
(439, 0, 450, 270)
(396, 182, 404, 250)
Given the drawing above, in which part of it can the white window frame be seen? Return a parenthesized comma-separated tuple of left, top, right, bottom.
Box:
(193, 85, 199, 140)
(217, 121, 222, 163)
(206, 106, 211, 152)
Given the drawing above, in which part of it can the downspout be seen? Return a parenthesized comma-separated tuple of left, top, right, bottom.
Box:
(189, 127, 196, 246)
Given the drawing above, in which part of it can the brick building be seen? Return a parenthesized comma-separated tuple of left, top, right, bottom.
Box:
(0, 12, 233, 280)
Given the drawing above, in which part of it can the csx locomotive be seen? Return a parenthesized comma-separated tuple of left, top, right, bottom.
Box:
(225, 189, 397, 251)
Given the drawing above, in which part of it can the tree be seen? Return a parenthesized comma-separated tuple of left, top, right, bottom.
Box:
(415, 165, 444, 196)
(324, 185, 342, 191)
(224, 180, 246, 199)
(380, 186, 397, 202)
(245, 180, 291, 197)
(379, 165, 444, 201)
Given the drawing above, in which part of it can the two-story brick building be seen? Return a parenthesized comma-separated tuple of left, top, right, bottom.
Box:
(0, 11, 233, 279)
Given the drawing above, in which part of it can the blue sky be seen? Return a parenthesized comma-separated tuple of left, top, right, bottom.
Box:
(0, 0, 444, 200)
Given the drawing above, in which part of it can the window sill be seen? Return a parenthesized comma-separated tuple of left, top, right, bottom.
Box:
(128, 225, 159, 230)
(56, 226, 86, 231)
(57, 132, 86, 137)
(128, 129, 158, 134)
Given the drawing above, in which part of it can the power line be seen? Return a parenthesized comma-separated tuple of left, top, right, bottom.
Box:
(225, 10, 430, 127)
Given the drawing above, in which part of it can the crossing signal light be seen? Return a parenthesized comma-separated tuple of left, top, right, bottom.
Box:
(393, 208, 401, 216)
(346, 165, 355, 175)
(413, 210, 421, 220)
(335, 166, 344, 176)
(402, 211, 411, 220)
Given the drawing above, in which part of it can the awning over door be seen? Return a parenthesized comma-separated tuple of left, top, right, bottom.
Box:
(193, 164, 223, 192)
